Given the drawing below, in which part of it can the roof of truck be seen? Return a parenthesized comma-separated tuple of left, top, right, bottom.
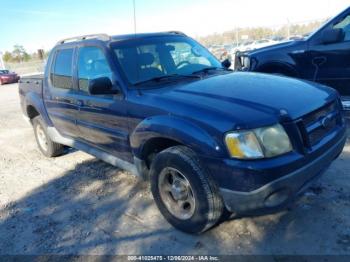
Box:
(56, 31, 186, 46)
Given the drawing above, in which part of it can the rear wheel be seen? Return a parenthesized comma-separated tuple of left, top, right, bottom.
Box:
(150, 146, 223, 234)
(33, 116, 64, 157)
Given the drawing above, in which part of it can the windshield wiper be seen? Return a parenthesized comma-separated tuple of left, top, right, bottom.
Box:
(134, 74, 200, 86)
(191, 67, 229, 75)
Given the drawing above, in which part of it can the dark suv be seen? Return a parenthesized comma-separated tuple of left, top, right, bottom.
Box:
(19, 32, 346, 233)
(235, 6, 350, 111)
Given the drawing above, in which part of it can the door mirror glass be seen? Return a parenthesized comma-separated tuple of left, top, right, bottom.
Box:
(88, 77, 119, 95)
(321, 28, 344, 44)
(221, 58, 231, 69)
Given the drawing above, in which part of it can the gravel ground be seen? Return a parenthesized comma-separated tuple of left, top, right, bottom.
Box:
(0, 83, 349, 255)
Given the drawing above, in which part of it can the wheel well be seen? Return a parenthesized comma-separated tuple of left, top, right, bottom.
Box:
(27, 105, 40, 120)
(141, 137, 182, 168)
(258, 63, 298, 77)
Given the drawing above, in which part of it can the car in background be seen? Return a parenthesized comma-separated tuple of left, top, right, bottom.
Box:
(249, 39, 278, 50)
(236, 41, 254, 52)
(0, 70, 20, 85)
(288, 35, 304, 41)
(236, 39, 278, 53)
(235, 6, 350, 112)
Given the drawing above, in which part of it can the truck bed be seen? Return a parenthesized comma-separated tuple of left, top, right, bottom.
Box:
(18, 74, 44, 119)
(19, 74, 44, 96)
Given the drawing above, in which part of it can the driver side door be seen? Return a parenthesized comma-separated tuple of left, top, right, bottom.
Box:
(75, 45, 133, 162)
(307, 14, 350, 96)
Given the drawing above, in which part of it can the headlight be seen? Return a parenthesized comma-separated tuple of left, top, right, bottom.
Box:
(242, 56, 250, 69)
(225, 124, 292, 159)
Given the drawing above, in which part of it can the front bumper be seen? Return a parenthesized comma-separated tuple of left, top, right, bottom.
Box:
(219, 131, 346, 214)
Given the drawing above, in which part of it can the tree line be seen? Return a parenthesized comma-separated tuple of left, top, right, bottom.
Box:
(2, 45, 48, 63)
(196, 19, 327, 46)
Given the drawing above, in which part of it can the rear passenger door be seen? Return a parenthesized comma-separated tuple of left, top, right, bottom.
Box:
(44, 47, 80, 138)
(75, 46, 133, 162)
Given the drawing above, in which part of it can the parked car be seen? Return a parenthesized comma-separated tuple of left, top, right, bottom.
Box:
(0, 70, 20, 85)
(19, 32, 346, 233)
(249, 39, 278, 50)
(236, 41, 254, 52)
(235, 6, 350, 111)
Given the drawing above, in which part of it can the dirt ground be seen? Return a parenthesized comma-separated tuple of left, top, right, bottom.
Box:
(0, 83, 350, 255)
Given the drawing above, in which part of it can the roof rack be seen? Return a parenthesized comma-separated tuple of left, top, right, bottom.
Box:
(56, 34, 111, 45)
(166, 31, 186, 36)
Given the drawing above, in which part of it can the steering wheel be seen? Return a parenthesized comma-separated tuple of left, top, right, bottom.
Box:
(176, 61, 190, 69)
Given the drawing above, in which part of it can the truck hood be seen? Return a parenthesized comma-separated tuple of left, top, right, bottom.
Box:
(147, 72, 337, 130)
(247, 40, 305, 56)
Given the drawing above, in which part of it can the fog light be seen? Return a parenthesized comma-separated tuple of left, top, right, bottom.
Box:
(264, 189, 289, 207)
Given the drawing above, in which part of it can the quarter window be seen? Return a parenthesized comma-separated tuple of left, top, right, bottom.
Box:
(51, 49, 74, 89)
(77, 47, 113, 92)
(333, 15, 350, 41)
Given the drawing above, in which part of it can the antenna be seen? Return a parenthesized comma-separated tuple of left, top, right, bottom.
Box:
(132, 0, 141, 95)
(133, 0, 137, 34)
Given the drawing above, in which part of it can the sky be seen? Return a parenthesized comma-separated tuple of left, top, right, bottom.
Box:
(0, 0, 349, 53)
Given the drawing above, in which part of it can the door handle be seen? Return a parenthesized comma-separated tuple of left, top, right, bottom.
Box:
(76, 100, 84, 106)
(54, 97, 74, 104)
(312, 56, 327, 66)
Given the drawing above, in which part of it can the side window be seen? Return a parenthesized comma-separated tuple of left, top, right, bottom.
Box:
(333, 15, 350, 41)
(77, 46, 113, 93)
(51, 49, 74, 89)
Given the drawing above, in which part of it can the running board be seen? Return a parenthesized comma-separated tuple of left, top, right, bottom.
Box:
(47, 127, 140, 177)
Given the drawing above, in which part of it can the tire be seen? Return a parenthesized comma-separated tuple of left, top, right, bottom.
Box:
(150, 146, 223, 234)
(32, 115, 64, 157)
(0, 79, 3, 85)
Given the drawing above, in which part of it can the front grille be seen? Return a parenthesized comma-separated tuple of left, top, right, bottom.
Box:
(299, 101, 340, 147)
(303, 102, 337, 127)
(308, 117, 337, 146)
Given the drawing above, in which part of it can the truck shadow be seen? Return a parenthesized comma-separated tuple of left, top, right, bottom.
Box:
(0, 159, 223, 255)
(0, 142, 349, 255)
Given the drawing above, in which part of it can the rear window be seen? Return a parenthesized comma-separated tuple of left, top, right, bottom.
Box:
(51, 49, 74, 89)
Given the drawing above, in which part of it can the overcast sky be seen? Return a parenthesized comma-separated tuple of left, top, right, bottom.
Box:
(0, 0, 349, 52)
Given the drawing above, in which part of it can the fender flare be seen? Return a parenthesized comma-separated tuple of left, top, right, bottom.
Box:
(130, 115, 225, 159)
(25, 92, 53, 126)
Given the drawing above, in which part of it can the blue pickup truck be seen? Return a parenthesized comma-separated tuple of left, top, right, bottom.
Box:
(19, 32, 347, 233)
(235, 6, 350, 111)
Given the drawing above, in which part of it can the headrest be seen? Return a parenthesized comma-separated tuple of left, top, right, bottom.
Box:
(138, 53, 155, 66)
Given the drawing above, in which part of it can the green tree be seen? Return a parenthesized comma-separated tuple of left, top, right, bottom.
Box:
(2, 51, 13, 63)
(12, 45, 31, 62)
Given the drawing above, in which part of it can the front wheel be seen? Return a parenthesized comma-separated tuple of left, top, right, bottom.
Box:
(32, 115, 64, 157)
(150, 146, 224, 234)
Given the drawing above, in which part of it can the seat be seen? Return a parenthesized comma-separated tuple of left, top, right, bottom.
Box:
(119, 50, 163, 83)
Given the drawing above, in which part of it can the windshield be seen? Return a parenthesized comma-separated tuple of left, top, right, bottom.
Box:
(112, 36, 222, 85)
(0, 70, 9, 74)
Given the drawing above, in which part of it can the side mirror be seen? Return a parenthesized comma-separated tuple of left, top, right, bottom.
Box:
(221, 58, 231, 69)
(321, 28, 344, 44)
(88, 77, 119, 95)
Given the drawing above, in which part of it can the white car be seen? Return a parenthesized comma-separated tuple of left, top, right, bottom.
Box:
(234, 39, 278, 53)
(249, 39, 278, 50)
(235, 41, 254, 52)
